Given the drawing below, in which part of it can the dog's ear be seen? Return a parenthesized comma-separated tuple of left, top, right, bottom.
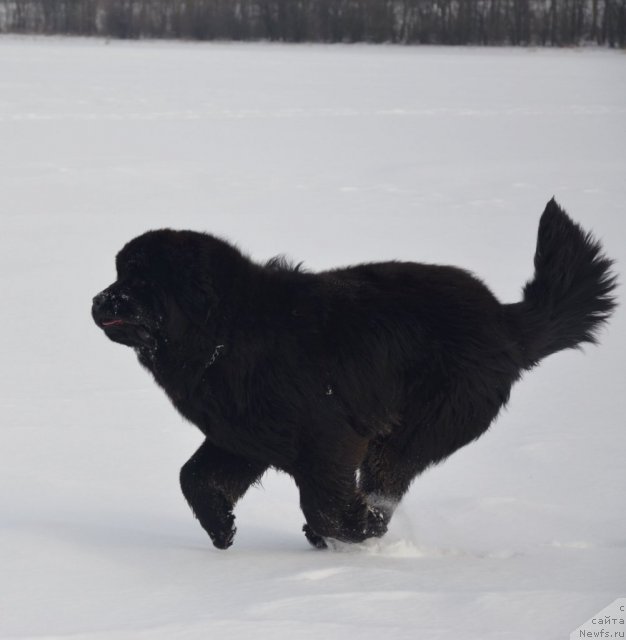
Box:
(177, 278, 217, 326)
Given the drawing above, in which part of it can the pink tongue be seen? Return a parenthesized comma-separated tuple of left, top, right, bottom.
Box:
(103, 319, 125, 327)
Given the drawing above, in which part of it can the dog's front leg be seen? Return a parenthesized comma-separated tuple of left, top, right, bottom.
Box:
(294, 437, 387, 547)
(180, 440, 267, 549)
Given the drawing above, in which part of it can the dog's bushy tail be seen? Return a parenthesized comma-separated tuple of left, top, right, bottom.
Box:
(510, 199, 617, 368)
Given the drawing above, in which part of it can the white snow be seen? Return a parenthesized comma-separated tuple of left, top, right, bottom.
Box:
(0, 37, 624, 640)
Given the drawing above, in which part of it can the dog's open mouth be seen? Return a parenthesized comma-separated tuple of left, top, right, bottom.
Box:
(102, 319, 126, 327)
(100, 318, 153, 346)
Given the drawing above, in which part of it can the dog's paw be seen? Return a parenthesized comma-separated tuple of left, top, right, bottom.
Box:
(365, 506, 388, 538)
(303, 523, 328, 549)
(210, 522, 237, 550)
(198, 509, 236, 550)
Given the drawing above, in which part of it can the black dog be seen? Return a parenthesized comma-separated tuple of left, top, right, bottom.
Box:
(92, 200, 616, 549)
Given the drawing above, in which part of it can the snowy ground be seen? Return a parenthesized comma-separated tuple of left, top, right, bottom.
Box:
(0, 36, 625, 640)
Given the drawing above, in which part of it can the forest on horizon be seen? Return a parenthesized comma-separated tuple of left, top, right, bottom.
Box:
(1, 0, 624, 46)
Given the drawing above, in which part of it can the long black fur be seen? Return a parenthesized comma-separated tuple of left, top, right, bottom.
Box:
(92, 199, 616, 549)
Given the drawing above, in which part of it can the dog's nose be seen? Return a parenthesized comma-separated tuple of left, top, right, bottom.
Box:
(92, 292, 107, 312)
(92, 291, 111, 322)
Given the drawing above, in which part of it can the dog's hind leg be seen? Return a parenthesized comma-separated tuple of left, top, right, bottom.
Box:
(180, 439, 267, 550)
(359, 435, 422, 525)
(359, 428, 451, 532)
(360, 385, 509, 528)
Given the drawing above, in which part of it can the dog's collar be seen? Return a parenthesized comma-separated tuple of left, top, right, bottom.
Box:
(207, 343, 225, 367)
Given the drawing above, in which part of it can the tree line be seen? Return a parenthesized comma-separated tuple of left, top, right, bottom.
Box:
(0, 0, 624, 46)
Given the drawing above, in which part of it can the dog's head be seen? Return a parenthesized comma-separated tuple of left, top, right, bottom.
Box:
(92, 230, 223, 351)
